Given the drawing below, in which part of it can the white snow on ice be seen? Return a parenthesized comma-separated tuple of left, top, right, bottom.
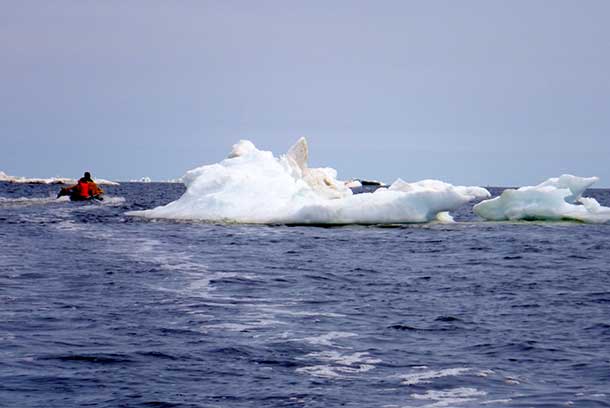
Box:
(127, 138, 489, 224)
(474, 174, 610, 223)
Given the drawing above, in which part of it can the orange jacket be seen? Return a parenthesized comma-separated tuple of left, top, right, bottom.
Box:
(88, 181, 103, 196)
(77, 180, 90, 197)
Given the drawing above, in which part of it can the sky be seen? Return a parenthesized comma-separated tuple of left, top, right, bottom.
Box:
(1, 0, 609, 186)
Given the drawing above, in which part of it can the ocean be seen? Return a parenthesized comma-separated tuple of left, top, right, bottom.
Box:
(1, 181, 609, 407)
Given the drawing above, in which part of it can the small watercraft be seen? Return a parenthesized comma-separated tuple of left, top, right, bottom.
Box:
(57, 179, 104, 202)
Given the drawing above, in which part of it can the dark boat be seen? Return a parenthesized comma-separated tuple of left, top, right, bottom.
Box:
(57, 186, 103, 202)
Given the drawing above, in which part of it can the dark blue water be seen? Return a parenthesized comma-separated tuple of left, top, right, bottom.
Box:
(1, 182, 609, 407)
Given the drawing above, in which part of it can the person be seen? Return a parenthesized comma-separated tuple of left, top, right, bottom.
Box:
(57, 171, 104, 201)
(79, 172, 104, 199)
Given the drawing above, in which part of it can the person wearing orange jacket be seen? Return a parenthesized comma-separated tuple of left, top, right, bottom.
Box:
(57, 171, 104, 201)
(78, 172, 104, 199)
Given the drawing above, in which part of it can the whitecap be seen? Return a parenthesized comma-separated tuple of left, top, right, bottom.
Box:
(296, 351, 380, 379)
(0, 196, 63, 207)
(409, 387, 487, 408)
(201, 318, 285, 332)
(295, 365, 341, 379)
(303, 350, 381, 366)
(258, 306, 345, 318)
(481, 399, 512, 404)
(99, 196, 126, 206)
(400, 367, 471, 385)
(299, 331, 357, 347)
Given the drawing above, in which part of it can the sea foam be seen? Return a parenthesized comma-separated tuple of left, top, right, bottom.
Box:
(127, 138, 489, 224)
(474, 174, 610, 223)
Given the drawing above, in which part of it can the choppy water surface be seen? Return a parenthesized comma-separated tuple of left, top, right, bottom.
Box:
(1, 182, 609, 408)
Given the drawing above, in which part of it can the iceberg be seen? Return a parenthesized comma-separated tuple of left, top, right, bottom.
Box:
(473, 174, 610, 223)
(128, 138, 489, 225)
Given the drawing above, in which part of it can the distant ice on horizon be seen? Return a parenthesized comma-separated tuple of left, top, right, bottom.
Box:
(127, 138, 490, 224)
(126, 177, 185, 183)
(0, 171, 119, 186)
(130, 177, 152, 183)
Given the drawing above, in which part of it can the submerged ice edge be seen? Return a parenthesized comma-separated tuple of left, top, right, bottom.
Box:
(127, 138, 489, 225)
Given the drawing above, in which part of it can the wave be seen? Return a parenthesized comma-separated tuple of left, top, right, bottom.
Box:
(0, 196, 63, 207)
(0, 195, 125, 207)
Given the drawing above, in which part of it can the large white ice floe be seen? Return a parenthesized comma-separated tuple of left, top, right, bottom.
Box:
(127, 138, 489, 224)
(0, 170, 119, 186)
(473, 174, 610, 223)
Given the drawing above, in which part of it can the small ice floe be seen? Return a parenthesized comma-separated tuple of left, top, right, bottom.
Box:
(474, 174, 610, 223)
(94, 178, 120, 186)
(127, 138, 488, 224)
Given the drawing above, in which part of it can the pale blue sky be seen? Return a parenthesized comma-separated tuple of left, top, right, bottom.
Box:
(1, 1, 609, 186)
